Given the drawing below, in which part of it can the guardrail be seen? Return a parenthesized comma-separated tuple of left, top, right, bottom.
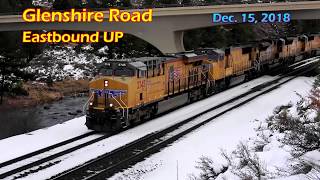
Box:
(0, 1, 283, 16)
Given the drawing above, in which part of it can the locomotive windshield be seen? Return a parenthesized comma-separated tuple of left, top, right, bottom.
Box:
(99, 63, 135, 77)
(98, 59, 150, 77)
(113, 68, 135, 76)
(99, 67, 135, 77)
(99, 68, 113, 76)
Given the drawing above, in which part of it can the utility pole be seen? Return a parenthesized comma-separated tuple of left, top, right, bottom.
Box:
(176, 160, 179, 180)
(0, 59, 4, 105)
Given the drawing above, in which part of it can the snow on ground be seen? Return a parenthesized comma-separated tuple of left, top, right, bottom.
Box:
(0, 117, 89, 163)
(0, 134, 107, 175)
(110, 77, 315, 180)
(0, 75, 277, 179)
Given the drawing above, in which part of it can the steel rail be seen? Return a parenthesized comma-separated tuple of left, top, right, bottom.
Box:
(0, 131, 95, 170)
(0, 132, 112, 179)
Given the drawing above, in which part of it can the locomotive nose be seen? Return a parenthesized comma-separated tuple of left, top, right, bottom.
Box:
(86, 76, 131, 131)
(88, 77, 128, 110)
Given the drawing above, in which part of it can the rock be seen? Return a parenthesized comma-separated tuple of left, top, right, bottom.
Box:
(43, 106, 50, 110)
(68, 112, 77, 116)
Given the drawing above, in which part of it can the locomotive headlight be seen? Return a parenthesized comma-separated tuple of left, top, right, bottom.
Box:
(109, 103, 113, 107)
(89, 102, 93, 106)
(104, 80, 109, 87)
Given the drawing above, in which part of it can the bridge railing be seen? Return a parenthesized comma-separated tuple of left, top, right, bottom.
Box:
(0, 1, 278, 16)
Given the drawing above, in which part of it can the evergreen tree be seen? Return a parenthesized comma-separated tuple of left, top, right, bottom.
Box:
(0, 0, 33, 13)
(53, 0, 77, 10)
(0, 0, 42, 104)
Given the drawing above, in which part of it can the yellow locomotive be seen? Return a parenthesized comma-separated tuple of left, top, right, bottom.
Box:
(86, 34, 320, 131)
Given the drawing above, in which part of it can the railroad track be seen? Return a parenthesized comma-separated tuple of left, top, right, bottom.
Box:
(0, 131, 113, 179)
(50, 58, 320, 180)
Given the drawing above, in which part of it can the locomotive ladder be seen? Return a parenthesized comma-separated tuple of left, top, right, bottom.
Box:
(118, 93, 129, 121)
(82, 92, 94, 114)
(201, 71, 212, 94)
(109, 93, 129, 127)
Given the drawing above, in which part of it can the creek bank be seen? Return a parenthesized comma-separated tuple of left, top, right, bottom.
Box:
(0, 79, 89, 111)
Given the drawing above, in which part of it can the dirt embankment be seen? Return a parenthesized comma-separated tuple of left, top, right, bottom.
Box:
(0, 79, 89, 111)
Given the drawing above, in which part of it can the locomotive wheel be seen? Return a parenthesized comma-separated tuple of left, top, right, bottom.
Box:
(132, 110, 142, 125)
(187, 93, 193, 104)
(139, 106, 152, 121)
(144, 110, 151, 121)
(188, 95, 195, 103)
(224, 78, 231, 89)
(151, 104, 158, 117)
(112, 118, 123, 131)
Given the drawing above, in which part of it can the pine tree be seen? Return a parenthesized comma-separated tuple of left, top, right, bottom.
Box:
(0, 31, 42, 104)
(53, 0, 73, 9)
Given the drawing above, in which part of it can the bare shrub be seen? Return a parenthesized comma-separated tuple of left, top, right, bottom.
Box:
(284, 158, 320, 179)
(306, 162, 320, 180)
(266, 103, 298, 133)
(254, 129, 272, 152)
(280, 94, 320, 155)
(188, 156, 228, 180)
(296, 93, 311, 120)
(265, 92, 320, 155)
(231, 142, 268, 180)
(290, 158, 313, 175)
(282, 120, 320, 155)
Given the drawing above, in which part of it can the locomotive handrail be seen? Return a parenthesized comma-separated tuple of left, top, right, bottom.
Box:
(207, 65, 215, 84)
(109, 93, 126, 118)
(119, 93, 129, 120)
(82, 92, 94, 114)
(201, 71, 211, 94)
(118, 93, 126, 108)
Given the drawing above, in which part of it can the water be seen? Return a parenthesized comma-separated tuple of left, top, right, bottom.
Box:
(0, 96, 88, 140)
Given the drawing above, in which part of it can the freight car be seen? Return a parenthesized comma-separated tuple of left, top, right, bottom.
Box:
(85, 34, 320, 132)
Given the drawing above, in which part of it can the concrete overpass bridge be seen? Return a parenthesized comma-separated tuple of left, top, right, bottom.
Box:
(1, 1, 320, 54)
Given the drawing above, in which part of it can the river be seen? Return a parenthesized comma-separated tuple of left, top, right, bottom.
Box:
(0, 96, 88, 140)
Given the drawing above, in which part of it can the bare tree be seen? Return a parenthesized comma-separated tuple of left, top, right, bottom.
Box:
(231, 142, 268, 180)
(188, 156, 228, 180)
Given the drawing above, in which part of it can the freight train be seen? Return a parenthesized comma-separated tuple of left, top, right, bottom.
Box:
(85, 34, 320, 132)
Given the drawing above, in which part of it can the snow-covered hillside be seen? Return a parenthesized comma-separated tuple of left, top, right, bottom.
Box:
(23, 45, 108, 81)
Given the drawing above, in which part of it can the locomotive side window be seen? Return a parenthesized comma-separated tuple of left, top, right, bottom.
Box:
(137, 69, 146, 78)
(152, 60, 156, 77)
(157, 63, 161, 76)
(169, 66, 174, 80)
(162, 63, 165, 75)
(145, 60, 162, 78)
(146, 61, 151, 78)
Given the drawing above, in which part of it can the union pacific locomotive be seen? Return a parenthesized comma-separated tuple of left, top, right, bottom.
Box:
(85, 34, 320, 131)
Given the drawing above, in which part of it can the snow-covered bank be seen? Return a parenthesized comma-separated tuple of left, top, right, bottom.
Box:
(0, 116, 89, 163)
(110, 77, 315, 180)
(0, 75, 276, 179)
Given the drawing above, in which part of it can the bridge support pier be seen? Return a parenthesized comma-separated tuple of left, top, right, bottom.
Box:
(134, 30, 185, 54)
